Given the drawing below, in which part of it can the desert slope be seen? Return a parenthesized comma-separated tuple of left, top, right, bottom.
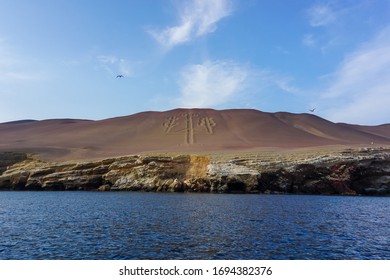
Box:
(0, 108, 389, 160)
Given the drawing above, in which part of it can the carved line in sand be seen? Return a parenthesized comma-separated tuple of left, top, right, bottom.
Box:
(162, 114, 216, 145)
(184, 113, 196, 145)
(162, 116, 179, 133)
(199, 117, 216, 134)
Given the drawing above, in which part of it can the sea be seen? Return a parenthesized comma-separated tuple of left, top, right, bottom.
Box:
(0, 192, 389, 260)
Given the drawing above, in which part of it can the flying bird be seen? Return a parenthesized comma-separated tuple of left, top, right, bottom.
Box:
(309, 108, 316, 112)
(116, 75, 124, 78)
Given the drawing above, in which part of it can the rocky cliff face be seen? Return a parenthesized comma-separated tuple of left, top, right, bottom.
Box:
(0, 148, 389, 195)
(0, 152, 27, 174)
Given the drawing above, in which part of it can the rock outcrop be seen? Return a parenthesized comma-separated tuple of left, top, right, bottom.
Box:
(0, 152, 27, 174)
(0, 148, 389, 195)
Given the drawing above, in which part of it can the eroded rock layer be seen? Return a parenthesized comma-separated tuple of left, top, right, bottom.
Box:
(1, 147, 389, 195)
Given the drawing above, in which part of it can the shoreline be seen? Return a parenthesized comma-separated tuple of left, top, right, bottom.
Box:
(1, 146, 389, 196)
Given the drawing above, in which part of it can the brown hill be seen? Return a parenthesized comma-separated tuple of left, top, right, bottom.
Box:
(0, 108, 389, 160)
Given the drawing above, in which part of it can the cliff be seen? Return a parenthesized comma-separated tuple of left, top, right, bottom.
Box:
(1, 147, 389, 195)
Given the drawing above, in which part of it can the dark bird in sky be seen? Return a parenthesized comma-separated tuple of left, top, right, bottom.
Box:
(116, 75, 124, 78)
(309, 108, 316, 112)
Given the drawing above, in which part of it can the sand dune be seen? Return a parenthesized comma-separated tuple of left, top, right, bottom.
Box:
(0, 108, 389, 160)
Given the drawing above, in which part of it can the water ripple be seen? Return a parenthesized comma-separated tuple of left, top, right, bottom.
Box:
(0, 192, 389, 259)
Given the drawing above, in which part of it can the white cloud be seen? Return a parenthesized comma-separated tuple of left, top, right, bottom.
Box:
(0, 41, 50, 122)
(302, 33, 316, 47)
(325, 89, 390, 125)
(307, 3, 336, 27)
(304, 2, 379, 52)
(0, 41, 45, 83)
(175, 60, 247, 108)
(321, 26, 390, 124)
(0, 72, 43, 82)
(97, 55, 118, 64)
(97, 55, 132, 77)
(150, 0, 232, 49)
(304, 3, 345, 51)
(275, 77, 305, 96)
(174, 61, 308, 110)
(118, 59, 132, 77)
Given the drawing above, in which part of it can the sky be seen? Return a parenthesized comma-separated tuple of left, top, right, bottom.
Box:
(1, 0, 390, 125)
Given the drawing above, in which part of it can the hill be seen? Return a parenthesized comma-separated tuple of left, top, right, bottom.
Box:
(0, 108, 389, 160)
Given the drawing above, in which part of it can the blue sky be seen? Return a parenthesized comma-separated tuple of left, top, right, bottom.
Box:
(1, 0, 390, 125)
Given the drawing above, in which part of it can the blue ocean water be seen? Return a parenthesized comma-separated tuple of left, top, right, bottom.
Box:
(0, 192, 389, 260)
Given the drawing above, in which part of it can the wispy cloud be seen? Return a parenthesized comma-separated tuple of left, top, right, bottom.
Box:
(0, 72, 44, 82)
(97, 55, 118, 65)
(174, 60, 308, 110)
(321, 26, 390, 124)
(303, 2, 380, 52)
(307, 3, 337, 27)
(303, 2, 343, 51)
(275, 77, 305, 96)
(0, 40, 46, 83)
(175, 60, 247, 108)
(150, 0, 232, 49)
(302, 33, 316, 47)
(97, 55, 132, 77)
